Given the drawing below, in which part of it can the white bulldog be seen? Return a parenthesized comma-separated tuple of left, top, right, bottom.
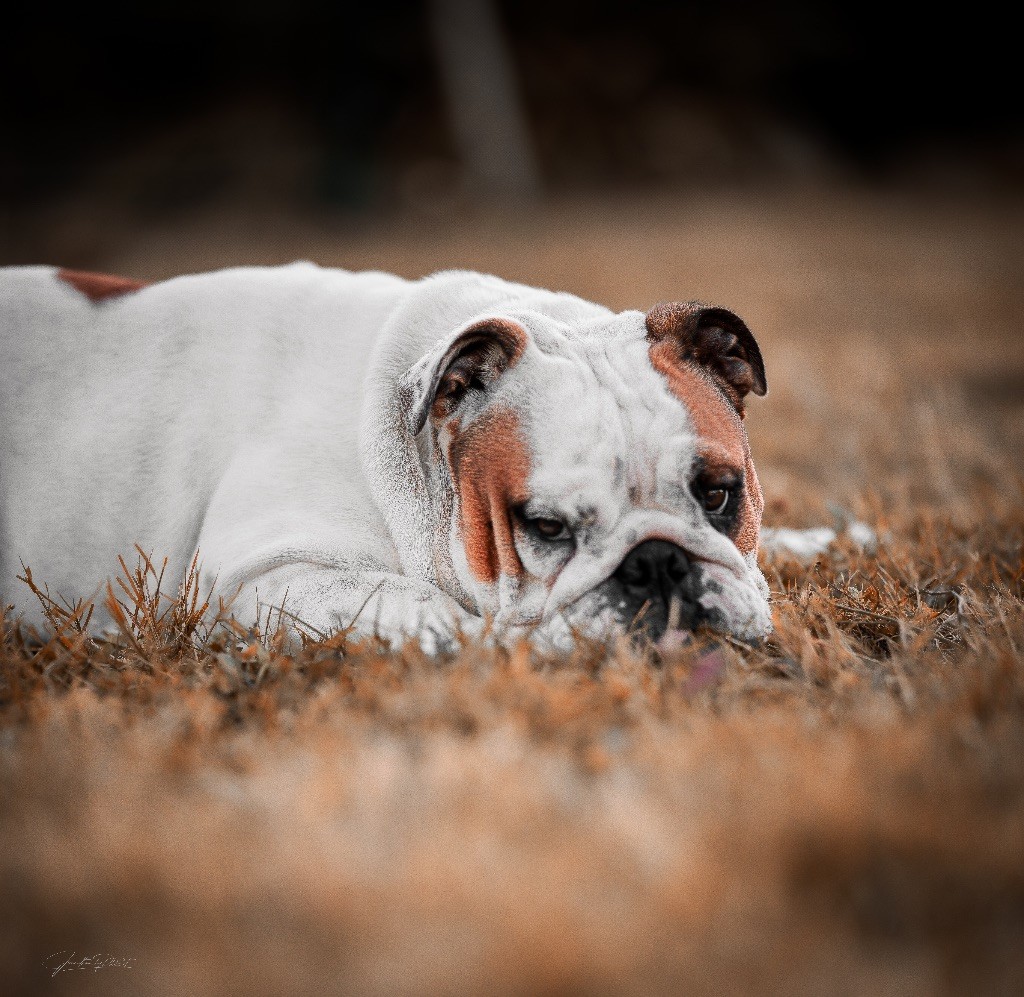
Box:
(0, 263, 775, 650)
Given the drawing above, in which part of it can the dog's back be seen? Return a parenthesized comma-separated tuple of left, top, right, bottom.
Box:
(0, 262, 407, 622)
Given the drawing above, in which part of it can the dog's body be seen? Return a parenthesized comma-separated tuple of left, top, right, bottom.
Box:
(1, 263, 776, 648)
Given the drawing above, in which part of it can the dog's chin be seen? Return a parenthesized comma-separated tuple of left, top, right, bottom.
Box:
(544, 573, 772, 651)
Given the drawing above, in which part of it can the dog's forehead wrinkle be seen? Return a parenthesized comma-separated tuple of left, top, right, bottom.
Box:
(522, 326, 668, 421)
(564, 337, 690, 451)
(621, 400, 699, 495)
(526, 309, 642, 343)
(518, 342, 704, 522)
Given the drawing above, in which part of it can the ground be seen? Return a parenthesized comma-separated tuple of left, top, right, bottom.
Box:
(2, 187, 1023, 996)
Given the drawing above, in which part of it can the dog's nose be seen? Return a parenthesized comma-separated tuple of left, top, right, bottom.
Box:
(613, 539, 700, 639)
(614, 538, 691, 595)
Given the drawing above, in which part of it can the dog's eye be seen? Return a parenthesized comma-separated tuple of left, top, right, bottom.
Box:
(701, 488, 730, 515)
(530, 517, 570, 541)
(692, 470, 740, 519)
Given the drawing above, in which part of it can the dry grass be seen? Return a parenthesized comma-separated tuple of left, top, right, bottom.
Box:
(2, 187, 1023, 995)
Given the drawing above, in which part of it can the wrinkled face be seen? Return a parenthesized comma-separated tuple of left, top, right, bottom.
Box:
(402, 302, 771, 647)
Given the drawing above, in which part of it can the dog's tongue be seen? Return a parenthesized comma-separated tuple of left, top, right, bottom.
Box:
(654, 631, 728, 691)
(685, 647, 728, 692)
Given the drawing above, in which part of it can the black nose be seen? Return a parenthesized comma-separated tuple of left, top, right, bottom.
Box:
(612, 539, 700, 639)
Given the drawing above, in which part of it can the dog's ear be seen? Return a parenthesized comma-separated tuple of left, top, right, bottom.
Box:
(400, 318, 528, 435)
(645, 301, 767, 406)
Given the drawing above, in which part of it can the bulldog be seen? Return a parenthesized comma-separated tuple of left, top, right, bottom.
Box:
(1, 262, 778, 650)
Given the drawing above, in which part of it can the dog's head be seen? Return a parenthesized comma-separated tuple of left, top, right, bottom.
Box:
(398, 300, 770, 646)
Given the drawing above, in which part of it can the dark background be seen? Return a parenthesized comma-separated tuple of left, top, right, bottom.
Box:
(5, 0, 1021, 248)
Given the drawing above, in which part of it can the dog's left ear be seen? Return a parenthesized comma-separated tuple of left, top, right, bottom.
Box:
(646, 301, 767, 405)
(400, 318, 528, 435)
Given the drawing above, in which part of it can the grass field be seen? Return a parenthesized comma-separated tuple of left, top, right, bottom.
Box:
(2, 188, 1023, 995)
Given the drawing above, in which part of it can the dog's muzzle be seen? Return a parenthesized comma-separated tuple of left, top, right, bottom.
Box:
(612, 538, 708, 642)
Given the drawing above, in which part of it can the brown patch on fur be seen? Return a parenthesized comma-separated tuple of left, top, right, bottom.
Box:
(57, 269, 149, 302)
(449, 408, 531, 584)
(649, 340, 763, 555)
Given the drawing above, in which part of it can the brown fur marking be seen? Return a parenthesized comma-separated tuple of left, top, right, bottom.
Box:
(449, 408, 531, 584)
(57, 269, 149, 302)
(649, 340, 763, 555)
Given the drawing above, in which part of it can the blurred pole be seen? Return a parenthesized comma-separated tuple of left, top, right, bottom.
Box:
(428, 0, 541, 201)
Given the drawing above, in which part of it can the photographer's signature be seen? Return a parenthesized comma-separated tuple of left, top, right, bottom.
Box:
(43, 951, 136, 977)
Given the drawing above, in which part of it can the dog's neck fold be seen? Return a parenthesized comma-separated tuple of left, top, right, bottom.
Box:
(359, 273, 532, 605)
(359, 271, 613, 613)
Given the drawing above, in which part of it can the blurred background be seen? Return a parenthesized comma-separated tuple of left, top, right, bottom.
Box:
(4, 0, 1022, 268)
(5, 0, 1022, 504)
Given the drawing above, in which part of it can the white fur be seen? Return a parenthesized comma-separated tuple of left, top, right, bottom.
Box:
(1, 264, 772, 647)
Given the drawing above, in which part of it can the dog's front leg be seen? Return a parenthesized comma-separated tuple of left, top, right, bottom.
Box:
(219, 561, 485, 653)
(193, 443, 486, 652)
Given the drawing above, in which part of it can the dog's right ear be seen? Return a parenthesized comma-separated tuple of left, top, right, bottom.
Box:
(399, 318, 528, 436)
